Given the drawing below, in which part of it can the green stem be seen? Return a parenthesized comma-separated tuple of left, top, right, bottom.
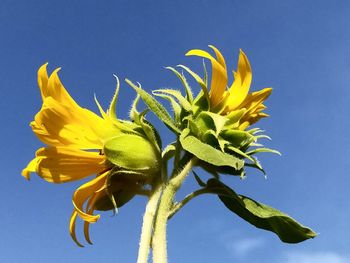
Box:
(137, 183, 162, 263)
(152, 157, 197, 263)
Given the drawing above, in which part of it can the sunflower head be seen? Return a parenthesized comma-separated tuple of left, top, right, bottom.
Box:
(158, 46, 278, 178)
(22, 64, 162, 246)
(184, 45, 272, 129)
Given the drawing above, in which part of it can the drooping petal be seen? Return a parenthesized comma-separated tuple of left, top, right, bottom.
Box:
(186, 47, 228, 107)
(23, 147, 107, 183)
(83, 190, 105, 244)
(69, 210, 84, 247)
(226, 50, 253, 111)
(72, 172, 108, 223)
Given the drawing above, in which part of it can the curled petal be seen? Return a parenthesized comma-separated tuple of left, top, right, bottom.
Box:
(72, 172, 108, 223)
(69, 210, 84, 247)
(186, 47, 228, 107)
(83, 190, 105, 244)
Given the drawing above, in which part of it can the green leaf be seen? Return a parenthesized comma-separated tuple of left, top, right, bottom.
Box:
(126, 79, 181, 134)
(206, 179, 317, 243)
(180, 129, 244, 170)
(165, 66, 194, 103)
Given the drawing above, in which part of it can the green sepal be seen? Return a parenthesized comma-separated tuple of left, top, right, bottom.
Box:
(107, 75, 120, 121)
(225, 109, 246, 128)
(206, 178, 317, 243)
(202, 60, 208, 87)
(151, 92, 182, 124)
(165, 66, 194, 103)
(129, 95, 141, 123)
(194, 112, 216, 134)
(162, 143, 176, 160)
(226, 145, 255, 163)
(125, 79, 181, 134)
(202, 130, 220, 149)
(246, 148, 281, 156)
(177, 65, 210, 109)
(180, 128, 244, 170)
(139, 112, 162, 152)
(153, 89, 192, 112)
(221, 129, 254, 148)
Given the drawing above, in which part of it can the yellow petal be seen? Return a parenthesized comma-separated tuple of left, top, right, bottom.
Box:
(72, 172, 108, 223)
(226, 50, 253, 110)
(45, 67, 79, 108)
(241, 87, 272, 114)
(27, 147, 107, 183)
(37, 63, 49, 100)
(238, 87, 272, 128)
(21, 157, 41, 180)
(209, 45, 227, 69)
(186, 48, 228, 107)
(83, 190, 104, 244)
(31, 97, 118, 149)
(69, 210, 84, 247)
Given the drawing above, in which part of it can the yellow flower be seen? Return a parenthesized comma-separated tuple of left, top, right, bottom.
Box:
(22, 64, 159, 246)
(186, 45, 272, 130)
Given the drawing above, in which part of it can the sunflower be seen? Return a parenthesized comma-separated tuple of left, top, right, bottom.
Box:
(22, 64, 160, 246)
(186, 45, 272, 130)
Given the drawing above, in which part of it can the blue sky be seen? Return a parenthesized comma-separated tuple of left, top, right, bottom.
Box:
(1, 0, 350, 262)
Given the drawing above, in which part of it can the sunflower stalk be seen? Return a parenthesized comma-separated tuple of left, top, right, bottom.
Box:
(151, 157, 197, 263)
(137, 182, 163, 263)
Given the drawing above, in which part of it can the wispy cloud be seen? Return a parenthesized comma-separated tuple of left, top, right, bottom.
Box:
(225, 237, 265, 257)
(283, 251, 350, 263)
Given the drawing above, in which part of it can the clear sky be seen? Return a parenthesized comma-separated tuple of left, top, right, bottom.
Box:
(1, 1, 350, 262)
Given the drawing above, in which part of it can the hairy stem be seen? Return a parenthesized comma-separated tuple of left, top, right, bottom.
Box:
(137, 184, 162, 263)
(152, 157, 197, 263)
